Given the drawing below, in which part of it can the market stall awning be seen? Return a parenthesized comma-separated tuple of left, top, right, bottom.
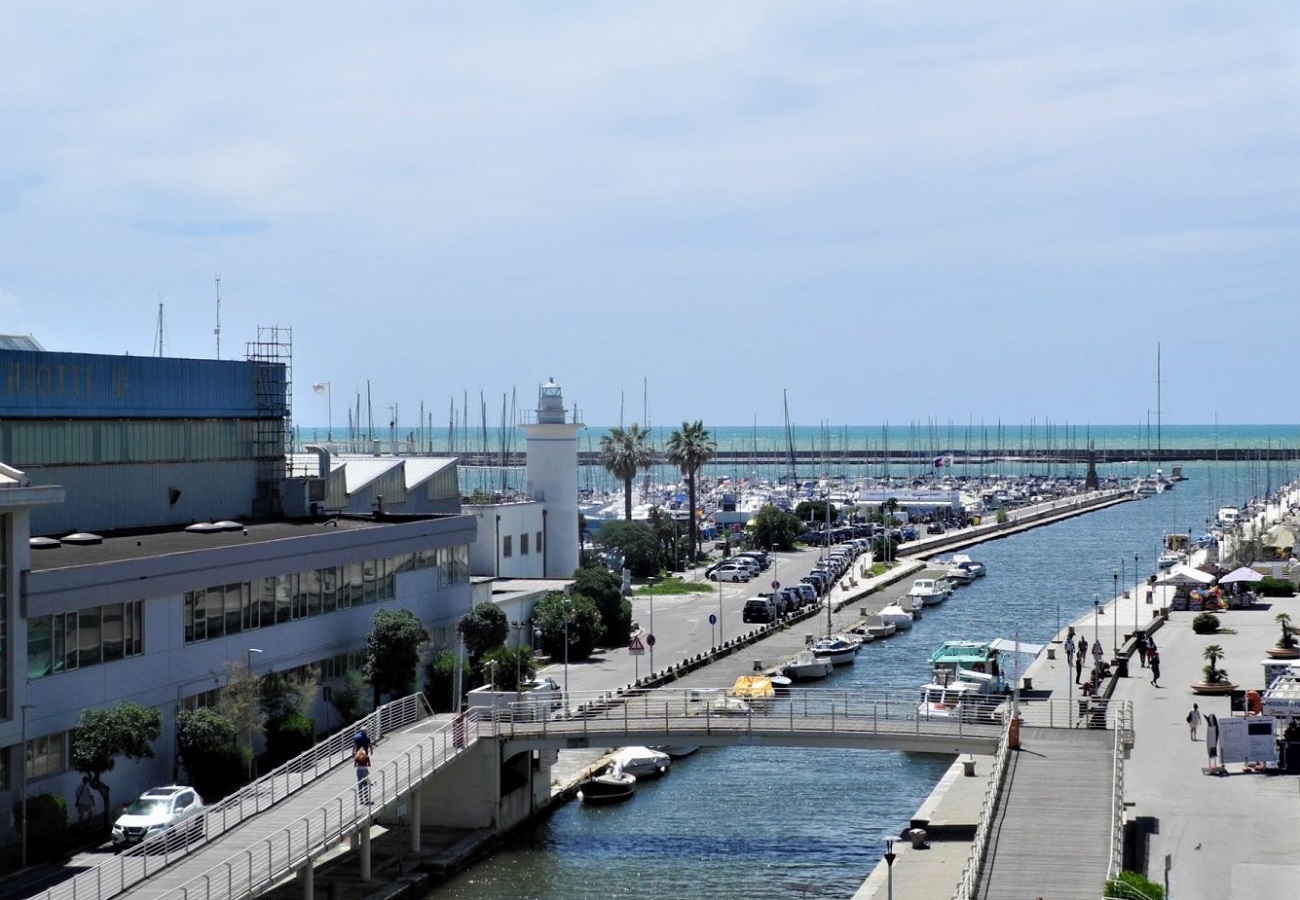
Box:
(1154, 564, 1216, 587)
(1264, 525, 1297, 549)
(1219, 566, 1267, 584)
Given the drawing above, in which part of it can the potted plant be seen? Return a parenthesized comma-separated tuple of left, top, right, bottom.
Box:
(1267, 613, 1300, 659)
(1192, 643, 1238, 694)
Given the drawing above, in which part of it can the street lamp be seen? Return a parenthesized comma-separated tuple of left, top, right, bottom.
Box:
(718, 568, 724, 646)
(883, 837, 897, 900)
(511, 620, 529, 687)
(562, 595, 571, 707)
(647, 576, 657, 674)
(1093, 593, 1100, 645)
(1134, 552, 1140, 635)
(1112, 568, 1119, 655)
(245, 649, 262, 779)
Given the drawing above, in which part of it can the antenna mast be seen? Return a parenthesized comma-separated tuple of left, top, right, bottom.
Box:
(154, 301, 165, 357)
(214, 274, 222, 359)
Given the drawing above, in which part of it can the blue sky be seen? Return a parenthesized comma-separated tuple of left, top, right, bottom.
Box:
(1, 2, 1297, 431)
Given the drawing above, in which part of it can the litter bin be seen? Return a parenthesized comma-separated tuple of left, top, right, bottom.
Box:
(1115, 654, 1129, 678)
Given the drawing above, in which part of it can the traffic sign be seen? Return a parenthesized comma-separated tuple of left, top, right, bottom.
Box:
(708, 613, 717, 625)
(771, 580, 781, 590)
(646, 634, 656, 647)
(628, 635, 645, 656)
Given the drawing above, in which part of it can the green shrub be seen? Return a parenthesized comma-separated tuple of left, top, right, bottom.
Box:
(1191, 612, 1220, 634)
(12, 793, 69, 863)
(1258, 576, 1296, 597)
(265, 713, 316, 769)
(1105, 868, 1165, 898)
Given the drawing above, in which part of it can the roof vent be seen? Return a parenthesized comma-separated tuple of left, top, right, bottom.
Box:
(62, 532, 103, 546)
(214, 520, 244, 532)
(185, 522, 222, 533)
(30, 536, 61, 549)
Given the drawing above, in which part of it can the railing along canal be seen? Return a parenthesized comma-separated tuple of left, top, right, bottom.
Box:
(30, 694, 439, 900)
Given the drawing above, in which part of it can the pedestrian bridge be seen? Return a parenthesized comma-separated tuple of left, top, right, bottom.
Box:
(28, 690, 1129, 900)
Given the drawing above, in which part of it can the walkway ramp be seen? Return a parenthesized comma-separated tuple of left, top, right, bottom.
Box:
(976, 727, 1115, 900)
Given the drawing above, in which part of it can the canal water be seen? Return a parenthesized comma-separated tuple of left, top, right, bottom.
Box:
(433, 463, 1252, 900)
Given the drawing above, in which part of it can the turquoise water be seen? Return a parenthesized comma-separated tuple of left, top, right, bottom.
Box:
(429, 461, 1257, 900)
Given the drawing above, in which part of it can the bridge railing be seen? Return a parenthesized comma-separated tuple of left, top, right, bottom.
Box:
(162, 702, 474, 900)
(953, 726, 1013, 900)
(475, 689, 1127, 741)
(1107, 700, 1135, 882)
(28, 694, 434, 900)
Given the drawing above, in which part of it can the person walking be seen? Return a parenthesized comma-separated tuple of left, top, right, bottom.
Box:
(1187, 703, 1202, 740)
(1149, 649, 1162, 687)
(354, 745, 372, 804)
(75, 775, 95, 824)
(1074, 646, 1085, 684)
(1137, 635, 1148, 668)
(353, 728, 371, 755)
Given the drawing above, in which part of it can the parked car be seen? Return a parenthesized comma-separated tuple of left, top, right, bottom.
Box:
(112, 785, 204, 850)
(790, 583, 818, 607)
(742, 598, 776, 623)
(709, 564, 751, 582)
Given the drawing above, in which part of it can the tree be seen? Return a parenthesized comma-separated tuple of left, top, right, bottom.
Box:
(259, 669, 320, 768)
(175, 708, 246, 801)
(665, 420, 717, 560)
(71, 701, 162, 826)
(217, 659, 264, 777)
(750, 505, 804, 551)
(457, 602, 509, 662)
(795, 500, 838, 524)
(328, 669, 370, 725)
(592, 520, 661, 577)
(364, 608, 429, 707)
(599, 423, 653, 520)
(1202, 644, 1228, 684)
(479, 645, 537, 693)
(532, 591, 603, 661)
(572, 564, 633, 645)
(423, 649, 470, 713)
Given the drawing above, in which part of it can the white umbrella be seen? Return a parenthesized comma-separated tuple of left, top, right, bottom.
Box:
(1219, 566, 1267, 584)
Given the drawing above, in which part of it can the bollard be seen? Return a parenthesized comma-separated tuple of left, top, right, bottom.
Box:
(962, 757, 976, 777)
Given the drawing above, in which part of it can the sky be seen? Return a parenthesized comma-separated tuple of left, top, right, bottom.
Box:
(1, 1, 1297, 432)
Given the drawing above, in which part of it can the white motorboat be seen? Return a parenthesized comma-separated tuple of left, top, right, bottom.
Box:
(811, 637, 858, 666)
(607, 746, 671, 779)
(917, 679, 992, 723)
(878, 603, 915, 630)
(579, 764, 637, 803)
(687, 689, 753, 715)
(944, 565, 975, 586)
(951, 554, 987, 578)
(783, 650, 834, 681)
(908, 578, 949, 606)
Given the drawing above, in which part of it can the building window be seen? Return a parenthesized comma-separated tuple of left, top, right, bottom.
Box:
(27, 600, 145, 679)
(26, 730, 70, 780)
(503, 535, 513, 558)
(521, 533, 529, 556)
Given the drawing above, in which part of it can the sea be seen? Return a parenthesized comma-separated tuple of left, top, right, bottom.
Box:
(358, 424, 1284, 900)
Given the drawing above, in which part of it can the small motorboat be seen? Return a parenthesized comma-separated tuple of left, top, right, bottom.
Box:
(878, 603, 915, 630)
(687, 689, 752, 716)
(653, 745, 700, 759)
(944, 565, 975, 586)
(784, 650, 833, 681)
(580, 763, 636, 804)
(607, 746, 671, 779)
(811, 637, 858, 666)
(951, 554, 987, 578)
(729, 675, 776, 701)
(768, 673, 793, 691)
(908, 578, 949, 606)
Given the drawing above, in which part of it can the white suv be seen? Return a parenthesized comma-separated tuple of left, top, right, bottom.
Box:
(112, 785, 204, 849)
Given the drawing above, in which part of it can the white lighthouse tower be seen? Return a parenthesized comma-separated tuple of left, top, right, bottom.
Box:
(522, 378, 583, 577)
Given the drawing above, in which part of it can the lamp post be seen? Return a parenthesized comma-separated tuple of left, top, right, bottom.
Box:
(562, 596, 571, 707)
(883, 837, 897, 900)
(20, 704, 34, 870)
(1134, 552, 1140, 635)
(245, 648, 262, 779)
(1092, 593, 1100, 644)
(718, 568, 724, 646)
(511, 620, 529, 688)
(1112, 568, 1119, 655)
(647, 576, 657, 674)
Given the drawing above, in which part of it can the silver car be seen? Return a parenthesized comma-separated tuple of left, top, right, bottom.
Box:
(112, 785, 204, 849)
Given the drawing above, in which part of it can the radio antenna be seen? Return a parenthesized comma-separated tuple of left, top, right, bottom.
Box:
(214, 274, 222, 359)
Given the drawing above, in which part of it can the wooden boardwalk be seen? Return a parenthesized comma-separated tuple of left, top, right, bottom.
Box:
(976, 727, 1116, 900)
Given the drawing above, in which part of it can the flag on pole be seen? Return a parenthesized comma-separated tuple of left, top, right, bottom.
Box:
(312, 382, 329, 395)
(932, 455, 953, 468)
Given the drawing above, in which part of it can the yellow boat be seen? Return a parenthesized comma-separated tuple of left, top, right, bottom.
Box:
(728, 675, 776, 700)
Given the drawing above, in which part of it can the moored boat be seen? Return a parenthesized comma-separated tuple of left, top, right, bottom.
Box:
(579, 763, 637, 804)
(811, 637, 858, 666)
(908, 578, 949, 606)
(878, 603, 915, 630)
(783, 650, 834, 681)
(607, 746, 671, 779)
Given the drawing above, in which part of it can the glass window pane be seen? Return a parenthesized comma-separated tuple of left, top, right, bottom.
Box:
(224, 584, 243, 635)
(26, 615, 52, 679)
(62, 613, 78, 670)
(79, 608, 102, 667)
(321, 567, 337, 614)
(276, 575, 292, 624)
(206, 585, 225, 639)
(258, 578, 276, 627)
(102, 603, 125, 663)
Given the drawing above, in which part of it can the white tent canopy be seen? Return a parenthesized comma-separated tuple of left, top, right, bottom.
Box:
(989, 637, 1046, 655)
(1154, 564, 1216, 587)
(1220, 566, 1267, 584)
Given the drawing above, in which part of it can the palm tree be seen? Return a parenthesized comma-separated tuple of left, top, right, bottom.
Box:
(1202, 644, 1226, 684)
(599, 424, 653, 520)
(665, 420, 717, 562)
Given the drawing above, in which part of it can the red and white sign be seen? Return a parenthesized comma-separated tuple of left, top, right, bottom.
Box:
(628, 635, 646, 656)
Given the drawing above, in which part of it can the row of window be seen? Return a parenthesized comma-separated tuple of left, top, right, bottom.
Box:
(27, 601, 145, 680)
(502, 531, 543, 559)
(1, 419, 268, 467)
(185, 547, 469, 643)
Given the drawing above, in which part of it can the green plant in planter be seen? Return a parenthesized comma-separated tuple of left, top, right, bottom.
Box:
(1283, 718, 1300, 744)
(1276, 613, 1297, 649)
(1191, 612, 1220, 634)
(1201, 643, 1228, 684)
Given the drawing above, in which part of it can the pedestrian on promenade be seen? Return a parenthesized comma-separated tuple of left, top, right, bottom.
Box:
(1149, 649, 1162, 687)
(354, 745, 372, 804)
(75, 775, 95, 824)
(1137, 635, 1148, 668)
(1187, 703, 1202, 740)
(1074, 647, 1085, 684)
(353, 728, 371, 755)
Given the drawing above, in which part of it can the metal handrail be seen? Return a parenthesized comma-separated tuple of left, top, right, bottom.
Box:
(952, 725, 1013, 900)
(28, 694, 433, 900)
(167, 702, 469, 900)
(1106, 700, 1134, 882)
